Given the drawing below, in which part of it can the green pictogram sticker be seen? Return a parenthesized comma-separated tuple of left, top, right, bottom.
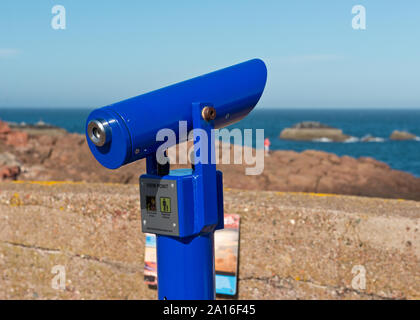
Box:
(160, 197, 171, 213)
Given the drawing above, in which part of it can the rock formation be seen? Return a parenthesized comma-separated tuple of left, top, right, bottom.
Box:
(390, 130, 418, 141)
(0, 120, 28, 147)
(279, 121, 350, 142)
(8, 120, 67, 137)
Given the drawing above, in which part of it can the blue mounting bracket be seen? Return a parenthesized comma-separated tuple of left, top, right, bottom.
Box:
(140, 102, 224, 300)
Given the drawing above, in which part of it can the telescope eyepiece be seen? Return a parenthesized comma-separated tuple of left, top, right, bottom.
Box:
(88, 119, 111, 147)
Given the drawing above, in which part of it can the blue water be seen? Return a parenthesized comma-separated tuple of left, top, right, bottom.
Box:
(0, 108, 419, 177)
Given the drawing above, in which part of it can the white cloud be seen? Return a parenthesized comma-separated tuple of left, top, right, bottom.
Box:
(0, 48, 21, 58)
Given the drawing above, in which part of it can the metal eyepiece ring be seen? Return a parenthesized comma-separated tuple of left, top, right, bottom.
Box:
(88, 119, 110, 147)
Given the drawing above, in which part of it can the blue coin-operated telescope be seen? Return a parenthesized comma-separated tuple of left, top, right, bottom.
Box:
(86, 59, 267, 299)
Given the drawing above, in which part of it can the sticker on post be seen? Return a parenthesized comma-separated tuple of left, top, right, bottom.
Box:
(143, 214, 241, 296)
(144, 233, 157, 287)
(215, 214, 240, 296)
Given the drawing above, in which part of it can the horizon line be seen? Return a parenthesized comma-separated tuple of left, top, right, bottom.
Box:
(1, 105, 420, 110)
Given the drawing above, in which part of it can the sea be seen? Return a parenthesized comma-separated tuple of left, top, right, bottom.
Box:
(0, 108, 419, 177)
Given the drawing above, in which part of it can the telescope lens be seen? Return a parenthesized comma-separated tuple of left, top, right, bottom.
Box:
(88, 119, 109, 147)
(92, 127, 101, 140)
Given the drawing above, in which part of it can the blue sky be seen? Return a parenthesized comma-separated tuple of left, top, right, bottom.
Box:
(0, 0, 419, 109)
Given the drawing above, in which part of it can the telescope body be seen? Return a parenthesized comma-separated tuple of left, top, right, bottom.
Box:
(85, 59, 267, 299)
(86, 59, 267, 169)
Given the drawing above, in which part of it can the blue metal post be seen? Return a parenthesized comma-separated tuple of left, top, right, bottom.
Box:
(156, 233, 215, 300)
(151, 102, 218, 300)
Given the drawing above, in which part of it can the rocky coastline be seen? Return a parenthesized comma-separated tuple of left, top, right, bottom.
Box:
(1, 119, 420, 201)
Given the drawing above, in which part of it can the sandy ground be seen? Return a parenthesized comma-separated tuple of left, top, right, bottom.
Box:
(0, 181, 419, 300)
